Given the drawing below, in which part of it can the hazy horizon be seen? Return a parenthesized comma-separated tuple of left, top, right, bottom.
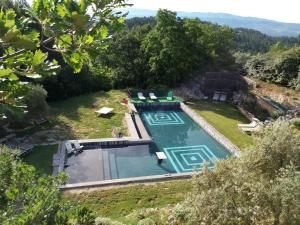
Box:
(126, 0, 300, 24)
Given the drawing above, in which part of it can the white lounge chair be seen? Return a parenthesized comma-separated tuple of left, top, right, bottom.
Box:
(220, 94, 227, 102)
(238, 121, 257, 128)
(65, 141, 75, 155)
(212, 92, 220, 101)
(72, 140, 83, 151)
(240, 124, 261, 133)
(95, 107, 113, 116)
(137, 92, 146, 100)
(238, 118, 260, 128)
(149, 92, 157, 100)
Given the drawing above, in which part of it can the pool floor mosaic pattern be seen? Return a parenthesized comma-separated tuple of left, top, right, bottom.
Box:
(164, 145, 216, 172)
(140, 109, 231, 174)
(144, 111, 184, 126)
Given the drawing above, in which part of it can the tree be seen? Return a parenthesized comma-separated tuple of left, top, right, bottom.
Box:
(0, 0, 128, 118)
(0, 145, 68, 224)
(178, 122, 300, 225)
(142, 9, 193, 86)
(92, 24, 152, 88)
(244, 46, 300, 88)
(0, 145, 101, 225)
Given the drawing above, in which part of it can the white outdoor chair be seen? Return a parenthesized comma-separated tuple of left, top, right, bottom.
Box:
(137, 92, 146, 100)
(95, 107, 113, 116)
(149, 92, 157, 100)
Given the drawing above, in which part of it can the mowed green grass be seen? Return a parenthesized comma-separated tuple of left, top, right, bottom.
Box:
(49, 90, 129, 139)
(23, 144, 58, 175)
(65, 180, 193, 223)
(188, 100, 253, 150)
(23, 90, 128, 174)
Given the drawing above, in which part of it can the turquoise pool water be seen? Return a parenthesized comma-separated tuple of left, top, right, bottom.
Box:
(139, 109, 231, 173)
(65, 107, 231, 184)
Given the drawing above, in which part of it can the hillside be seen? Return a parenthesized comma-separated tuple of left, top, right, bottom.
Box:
(122, 8, 300, 37)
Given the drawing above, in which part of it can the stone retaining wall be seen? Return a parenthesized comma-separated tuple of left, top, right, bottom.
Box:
(62, 172, 194, 191)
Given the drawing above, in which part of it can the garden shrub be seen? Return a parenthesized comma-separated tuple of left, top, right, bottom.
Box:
(290, 118, 300, 128)
(42, 65, 111, 101)
(182, 122, 300, 225)
(271, 110, 285, 119)
(23, 84, 48, 120)
(172, 204, 190, 222)
(137, 218, 156, 225)
(95, 217, 125, 225)
(244, 47, 300, 89)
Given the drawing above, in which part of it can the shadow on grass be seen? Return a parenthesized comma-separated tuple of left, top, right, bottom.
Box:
(47, 90, 129, 139)
(49, 91, 108, 121)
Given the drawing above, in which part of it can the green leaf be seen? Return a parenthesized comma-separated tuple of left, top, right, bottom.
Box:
(0, 68, 13, 77)
(79, 0, 87, 13)
(24, 30, 40, 42)
(4, 9, 16, 28)
(117, 17, 125, 24)
(99, 25, 108, 39)
(58, 34, 72, 47)
(8, 74, 18, 80)
(84, 35, 93, 44)
(56, 4, 68, 18)
(32, 50, 48, 66)
(2, 28, 21, 43)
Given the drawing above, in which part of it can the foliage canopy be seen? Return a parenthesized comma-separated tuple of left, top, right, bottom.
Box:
(0, 0, 128, 118)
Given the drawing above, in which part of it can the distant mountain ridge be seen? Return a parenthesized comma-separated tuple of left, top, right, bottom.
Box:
(122, 8, 300, 37)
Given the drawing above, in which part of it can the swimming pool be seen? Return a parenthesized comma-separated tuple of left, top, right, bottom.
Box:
(63, 105, 232, 185)
(139, 108, 231, 173)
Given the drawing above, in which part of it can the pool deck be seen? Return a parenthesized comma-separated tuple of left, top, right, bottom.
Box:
(56, 100, 240, 190)
(130, 97, 182, 105)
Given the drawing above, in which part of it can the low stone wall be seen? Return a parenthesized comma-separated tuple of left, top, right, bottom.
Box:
(181, 103, 240, 156)
(62, 172, 194, 191)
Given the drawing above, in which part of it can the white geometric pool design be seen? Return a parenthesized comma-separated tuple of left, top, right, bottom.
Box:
(163, 145, 217, 172)
(144, 111, 184, 126)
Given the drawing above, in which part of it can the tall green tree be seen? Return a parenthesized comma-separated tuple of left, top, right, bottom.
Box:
(92, 24, 152, 88)
(142, 9, 193, 86)
(0, 0, 128, 118)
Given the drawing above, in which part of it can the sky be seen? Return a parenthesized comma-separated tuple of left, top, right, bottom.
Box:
(127, 0, 300, 23)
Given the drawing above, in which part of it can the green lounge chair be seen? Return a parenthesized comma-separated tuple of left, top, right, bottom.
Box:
(167, 91, 173, 101)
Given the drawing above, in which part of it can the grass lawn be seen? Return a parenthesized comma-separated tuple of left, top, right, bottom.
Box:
(23, 144, 58, 175)
(49, 90, 129, 139)
(65, 180, 193, 224)
(21, 90, 128, 175)
(188, 100, 254, 150)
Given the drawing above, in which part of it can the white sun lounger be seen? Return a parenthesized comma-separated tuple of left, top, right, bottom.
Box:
(95, 107, 113, 116)
(238, 118, 260, 128)
(213, 92, 220, 101)
(238, 121, 257, 128)
(149, 93, 157, 100)
(72, 140, 83, 151)
(240, 124, 261, 133)
(220, 94, 227, 102)
(65, 141, 75, 155)
(138, 92, 146, 100)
